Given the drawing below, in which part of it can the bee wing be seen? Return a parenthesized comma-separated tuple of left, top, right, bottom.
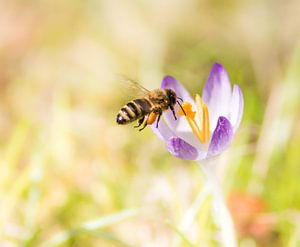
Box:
(119, 75, 150, 98)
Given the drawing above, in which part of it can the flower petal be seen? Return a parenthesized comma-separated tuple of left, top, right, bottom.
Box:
(229, 84, 244, 132)
(207, 116, 233, 157)
(150, 110, 207, 160)
(202, 64, 232, 131)
(161, 75, 194, 103)
(150, 119, 174, 142)
(167, 137, 199, 160)
(160, 76, 196, 133)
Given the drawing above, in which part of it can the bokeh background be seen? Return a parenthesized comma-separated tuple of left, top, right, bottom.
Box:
(1, 0, 300, 246)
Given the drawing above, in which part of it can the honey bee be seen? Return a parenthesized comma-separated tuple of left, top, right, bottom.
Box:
(116, 80, 185, 131)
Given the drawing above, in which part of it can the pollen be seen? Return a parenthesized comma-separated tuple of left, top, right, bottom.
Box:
(178, 95, 210, 144)
(147, 112, 157, 125)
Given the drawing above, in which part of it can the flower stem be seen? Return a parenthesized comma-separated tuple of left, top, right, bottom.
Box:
(173, 184, 210, 246)
(179, 184, 210, 232)
(200, 160, 237, 247)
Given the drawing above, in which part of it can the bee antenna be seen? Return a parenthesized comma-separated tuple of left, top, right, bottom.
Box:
(177, 100, 186, 116)
(177, 97, 184, 102)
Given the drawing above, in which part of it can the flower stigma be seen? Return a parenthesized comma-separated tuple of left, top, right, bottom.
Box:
(178, 94, 210, 144)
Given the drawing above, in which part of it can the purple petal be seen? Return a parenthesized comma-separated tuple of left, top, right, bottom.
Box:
(161, 76, 196, 134)
(229, 84, 244, 132)
(167, 137, 199, 160)
(207, 116, 233, 157)
(161, 75, 194, 102)
(150, 119, 174, 142)
(202, 64, 232, 131)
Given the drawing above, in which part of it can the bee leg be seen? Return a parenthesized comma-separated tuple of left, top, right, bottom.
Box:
(170, 105, 177, 120)
(139, 115, 149, 131)
(139, 123, 148, 131)
(134, 117, 145, 128)
(139, 121, 148, 131)
(152, 108, 162, 128)
(156, 114, 161, 128)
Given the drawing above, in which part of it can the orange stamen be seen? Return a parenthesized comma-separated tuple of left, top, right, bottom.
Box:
(178, 102, 195, 118)
(204, 103, 210, 140)
(178, 95, 210, 144)
(195, 95, 210, 142)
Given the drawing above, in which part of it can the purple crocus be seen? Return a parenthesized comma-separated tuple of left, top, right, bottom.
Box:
(150, 63, 244, 160)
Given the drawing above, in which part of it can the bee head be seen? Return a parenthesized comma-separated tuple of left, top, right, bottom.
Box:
(166, 89, 177, 106)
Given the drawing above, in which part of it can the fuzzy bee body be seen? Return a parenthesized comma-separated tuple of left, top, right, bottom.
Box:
(116, 98, 152, 125)
(117, 88, 182, 131)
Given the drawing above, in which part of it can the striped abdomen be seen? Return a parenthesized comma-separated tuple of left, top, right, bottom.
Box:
(116, 98, 152, 125)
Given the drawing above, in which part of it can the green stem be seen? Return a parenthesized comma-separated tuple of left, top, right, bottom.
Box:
(200, 160, 237, 247)
(174, 184, 210, 246)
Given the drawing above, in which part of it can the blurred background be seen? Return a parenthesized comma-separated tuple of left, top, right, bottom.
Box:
(0, 0, 300, 246)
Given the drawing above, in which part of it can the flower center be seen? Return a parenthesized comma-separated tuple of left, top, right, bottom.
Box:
(178, 94, 210, 144)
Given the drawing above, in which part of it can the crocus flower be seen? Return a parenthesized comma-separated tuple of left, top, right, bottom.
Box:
(151, 63, 244, 160)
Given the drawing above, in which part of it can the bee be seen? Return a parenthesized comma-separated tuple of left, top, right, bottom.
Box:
(116, 80, 185, 131)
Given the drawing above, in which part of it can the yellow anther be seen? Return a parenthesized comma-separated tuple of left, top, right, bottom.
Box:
(178, 95, 210, 144)
(204, 103, 210, 140)
(195, 94, 211, 143)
